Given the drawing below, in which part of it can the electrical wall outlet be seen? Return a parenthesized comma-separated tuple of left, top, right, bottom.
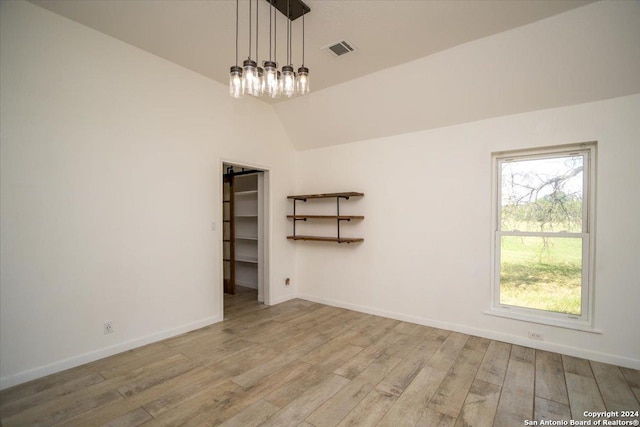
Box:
(104, 320, 113, 335)
(528, 330, 544, 341)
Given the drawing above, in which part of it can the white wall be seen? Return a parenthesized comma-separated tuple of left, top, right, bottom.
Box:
(295, 94, 640, 369)
(0, 0, 297, 389)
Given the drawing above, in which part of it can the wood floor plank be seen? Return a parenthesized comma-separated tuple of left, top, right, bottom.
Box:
(428, 348, 486, 418)
(0, 372, 105, 419)
(336, 389, 397, 427)
(3, 351, 194, 426)
(493, 358, 534, 426)
(116, 354, 199, 398)
(535, 350, 569, 405)
(99, 347, 182, 379)
(333, 327, 427, 380)
(620, 367, 640, 407)
(265, 329, 328, 355)
(60, 366, 219, 426)
(140, 380, 245, 426)
(187, 360, 323, 426)
(562, 355, 593, 378)
(217, 399, 279, 427)
(307, 354, 401, 427)
(374, 331, 420, 358)
(161, 324, 232, 349)
(304, 342, 364, 372)
(416, 408, 457, 427)
(142, 347, 278, 418)
(87, 342, 171, 373)
(454, 380, 501, 427)
(260, 374, 349, 427)
(263, 364, 328, 408)
(181, 338, 256, 366)
(590, 361, 640, 411)
(101, 407, 152, 427)
(535, 396, 571, 423)
(2, 382, 123, 427)
(565, 372, 605, 421)
(286, 306, 350, 331)
(376, 336, 444, 397)
(394, 322, 450, 343)
(346, 317, 401, 348)
(378, 366, 448, 427)
(463, 336, 491, 353)
(476, 341, 511, 387)
(510, 345, 535, 364)
(334, 346, 388, 380)
(232, 335, 326, 388)
(0, 365, 97, 407)
(425, 332, 470, 372)
(620, 367, 640, 390)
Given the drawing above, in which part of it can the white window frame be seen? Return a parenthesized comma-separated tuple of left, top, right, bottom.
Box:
(489, 143, 597, 331)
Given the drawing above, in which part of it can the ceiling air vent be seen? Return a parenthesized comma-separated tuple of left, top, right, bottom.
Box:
(322, 40, 357, 58)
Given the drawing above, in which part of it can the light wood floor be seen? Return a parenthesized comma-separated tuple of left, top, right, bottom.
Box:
(1, 286, 639, 427)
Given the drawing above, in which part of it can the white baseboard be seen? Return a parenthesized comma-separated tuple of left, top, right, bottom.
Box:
(269, 293, 297, 306)
(0, 314, 222, 390)
(297, 293, 640, 370)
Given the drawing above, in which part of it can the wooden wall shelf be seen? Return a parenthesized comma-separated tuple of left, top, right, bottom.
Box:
(287, 192, 364, 201)
(287, 192, 364, 243)
(287, 215, 364, 220)
(287, 236, 364, 243)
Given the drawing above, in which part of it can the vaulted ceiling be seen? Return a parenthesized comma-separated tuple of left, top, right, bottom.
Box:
(28, 1, 640, 150)
(30, 0, 593, 100)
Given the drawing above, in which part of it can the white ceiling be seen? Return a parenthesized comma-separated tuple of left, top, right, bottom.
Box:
(30, 0, 594, 104)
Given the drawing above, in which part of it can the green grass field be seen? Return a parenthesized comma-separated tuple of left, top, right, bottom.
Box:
(500, 236, 582, 315)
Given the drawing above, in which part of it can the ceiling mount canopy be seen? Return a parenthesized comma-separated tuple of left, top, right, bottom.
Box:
(229, 0, 311, 99)
(269, 0, 310, 21)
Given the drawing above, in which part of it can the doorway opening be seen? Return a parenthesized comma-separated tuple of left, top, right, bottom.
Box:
(222, 162, 269, 319)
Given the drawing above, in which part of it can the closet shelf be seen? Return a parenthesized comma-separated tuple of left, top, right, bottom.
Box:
(236, 256, 258, 264)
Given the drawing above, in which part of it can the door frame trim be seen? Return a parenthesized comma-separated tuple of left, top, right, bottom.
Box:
(218, 159, 271, 319)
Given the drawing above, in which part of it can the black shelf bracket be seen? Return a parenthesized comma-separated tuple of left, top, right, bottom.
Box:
(292, 198, 308, 237)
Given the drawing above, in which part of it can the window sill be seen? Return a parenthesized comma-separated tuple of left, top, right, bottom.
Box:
(485, 308, 602, 334)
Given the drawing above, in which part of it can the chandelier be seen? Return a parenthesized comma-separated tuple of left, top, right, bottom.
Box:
(230, 0, 310, 99)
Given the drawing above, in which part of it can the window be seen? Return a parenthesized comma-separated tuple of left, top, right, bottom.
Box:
(491, 144, 595, 329)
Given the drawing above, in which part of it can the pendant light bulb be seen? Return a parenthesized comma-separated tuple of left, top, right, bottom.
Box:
(242, 59, 258, 96)
(297, 66, 309, 95)
(281, 65, 295, 97)
(254, 66, 265, 97)
(229, 66, 243, 98)
(263, 61, 279, 98)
